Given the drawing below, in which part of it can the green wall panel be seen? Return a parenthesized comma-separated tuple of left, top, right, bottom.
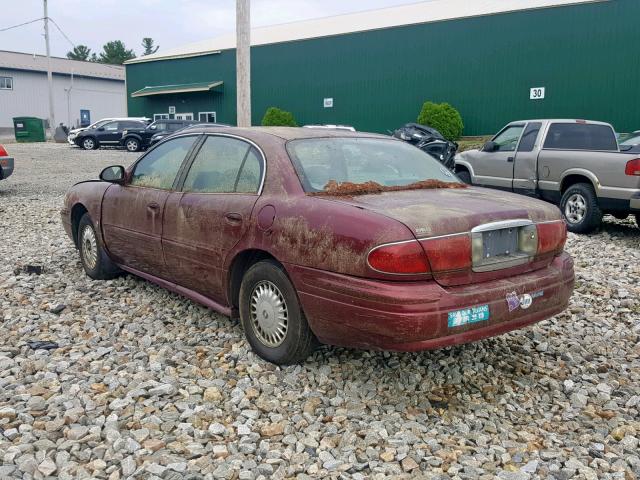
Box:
(126, 0, 639, 135)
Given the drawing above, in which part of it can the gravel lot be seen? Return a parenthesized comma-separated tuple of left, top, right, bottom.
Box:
(1, 143, 639, 480)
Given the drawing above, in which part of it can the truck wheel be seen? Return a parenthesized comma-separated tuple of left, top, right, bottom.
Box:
(77, 213, 120, 279)
(239, 260, 317, 365)
(560, 183, 602, 234)
(457, 170, 472, 184)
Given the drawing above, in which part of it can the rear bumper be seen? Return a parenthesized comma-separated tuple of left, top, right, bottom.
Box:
(0, 156, 14, 180)
(287, 253, 574, 351)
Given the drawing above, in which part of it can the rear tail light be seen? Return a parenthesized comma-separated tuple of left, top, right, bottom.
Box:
(420, 234, 471, 272)
(518, 224, 538, 255)
(0, 145, 8, 157)
(625, 158, 640, 176)
(367, 240, 430, 275)
(537, 221, 567, 255)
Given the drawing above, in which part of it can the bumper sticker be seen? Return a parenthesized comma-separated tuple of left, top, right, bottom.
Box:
(448, 305, 490, 328)
(506, 290, 544, 312)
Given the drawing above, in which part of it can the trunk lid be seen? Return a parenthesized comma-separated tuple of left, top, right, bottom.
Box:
(324, 187, 563, 286)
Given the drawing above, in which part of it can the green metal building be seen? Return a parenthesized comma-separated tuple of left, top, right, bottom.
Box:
(125, 0, 638, 136)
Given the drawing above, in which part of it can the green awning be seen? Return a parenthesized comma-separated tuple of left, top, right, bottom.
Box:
(131, 81, 223, 98)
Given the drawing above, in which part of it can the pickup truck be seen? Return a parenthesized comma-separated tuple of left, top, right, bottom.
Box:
(454, 119, 640, 233)
(0, 144, 14, 181)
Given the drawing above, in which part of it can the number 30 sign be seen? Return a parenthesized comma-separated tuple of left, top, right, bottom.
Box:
(530, 87, 545, 100)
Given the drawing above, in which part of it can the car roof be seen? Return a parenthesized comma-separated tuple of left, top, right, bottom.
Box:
(181, 126, 386, 141)
(507, 119, 613, 126)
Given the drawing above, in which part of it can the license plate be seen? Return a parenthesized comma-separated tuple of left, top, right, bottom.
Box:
(448, 304, 490, 328)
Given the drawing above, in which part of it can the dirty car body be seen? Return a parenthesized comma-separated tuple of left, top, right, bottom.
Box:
(61, 127, 574, 364)
(0, 144, 14, 180)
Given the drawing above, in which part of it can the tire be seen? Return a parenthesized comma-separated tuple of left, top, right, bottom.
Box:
(81, 137, 98, 150)
(560, 183, 602, 234)
(77, 213, 120, 280)
(635, 214, 640, 228)
(457, 170, 472, 184)
(239, 260, 316, 364)
(124, 137, 140, 152)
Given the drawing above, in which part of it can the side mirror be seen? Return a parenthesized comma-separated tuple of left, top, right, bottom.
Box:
(97, 127, 105, 132)
(483, 141, 498, 152)
(100, 165, 125, 184)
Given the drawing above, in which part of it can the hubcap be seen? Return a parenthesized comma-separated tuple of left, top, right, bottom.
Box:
(250, 281, 288, 347)
(81, 225, 98, 270)
(84, 139, 94, 149)
(565, 193, 587, 224)
(126, 140, 138, 151)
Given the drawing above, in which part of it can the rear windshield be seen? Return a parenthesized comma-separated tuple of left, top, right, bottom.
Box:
(543, 123, 617, 151)
(287, 137, 459, 192)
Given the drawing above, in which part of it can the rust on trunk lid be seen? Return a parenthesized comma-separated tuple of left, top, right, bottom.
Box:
(312, 179, 467, 197)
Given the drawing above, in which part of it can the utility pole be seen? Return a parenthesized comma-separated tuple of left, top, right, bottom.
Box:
(236, 0, 251, 127)
(43, 0, 56, 137)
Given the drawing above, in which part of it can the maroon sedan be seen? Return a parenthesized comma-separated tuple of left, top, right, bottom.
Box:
(61, 127, 574, 364)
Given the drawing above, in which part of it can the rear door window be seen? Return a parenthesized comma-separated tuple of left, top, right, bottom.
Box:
(182, 136, 263, 194)
(517, 122, 542, 152)
(543, 123, 617, 150)
(492, 125, 525, 152)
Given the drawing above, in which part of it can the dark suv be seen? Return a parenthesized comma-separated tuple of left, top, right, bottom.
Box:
(120, 119, 198, 152)
(75, 120, 149, 150)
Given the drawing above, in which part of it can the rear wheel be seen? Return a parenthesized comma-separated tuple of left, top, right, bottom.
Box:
(239, 260, 316, 364)
(81, 137, 98, 150)
(560, 183, 602, 234)
(456, 170, 472, 184)
(77, 213, 120, 279)
(124, 137, 140, 152)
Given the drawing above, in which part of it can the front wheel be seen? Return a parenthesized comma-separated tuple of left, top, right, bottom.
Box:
(239, 260, 316, 364)
(77, 213, 120, 279)
(81, 137, 98, 150)
(456, 170, 472, 184)
(124, 137, 140, 152)
(560, 183, 602, 234)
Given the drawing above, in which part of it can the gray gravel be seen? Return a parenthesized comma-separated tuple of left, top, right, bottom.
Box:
(1, 143, 639, 480)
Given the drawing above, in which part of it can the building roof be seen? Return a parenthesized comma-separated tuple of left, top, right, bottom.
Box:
(0, 50, 125, 81)
(127, 0, 607, 64)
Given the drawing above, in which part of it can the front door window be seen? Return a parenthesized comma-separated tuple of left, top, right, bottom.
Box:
(493, 126, 525, 152)
(131, 135, 198, 189)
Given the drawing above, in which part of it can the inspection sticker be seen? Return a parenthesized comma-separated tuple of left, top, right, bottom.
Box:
(448, 305, 490, 328)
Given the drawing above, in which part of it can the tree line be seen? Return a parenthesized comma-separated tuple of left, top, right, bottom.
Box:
(66, 38, 159, 65)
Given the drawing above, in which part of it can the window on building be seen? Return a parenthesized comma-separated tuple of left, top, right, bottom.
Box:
(183, 136, 263, 194)
(0, 76, 13, 90)
(175, 113, 194, 121)
(543, 123, 618, 151)
(199, 112, 217, 123)
(154, 113, 170, 121)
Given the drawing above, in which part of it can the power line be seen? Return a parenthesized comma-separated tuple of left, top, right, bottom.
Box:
(48, 17, 75, 48)
(0, 17, 44, 33)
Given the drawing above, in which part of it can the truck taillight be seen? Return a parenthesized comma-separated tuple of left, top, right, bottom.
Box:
(367, 240, 430, 275)
(0, 145, 8, 157)
(625, 158, 640, 176)
(537, 221, 567, 255)
(420, 234, 472, 272)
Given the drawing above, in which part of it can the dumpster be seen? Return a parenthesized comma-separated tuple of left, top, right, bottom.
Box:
(13, 117, 46, 143)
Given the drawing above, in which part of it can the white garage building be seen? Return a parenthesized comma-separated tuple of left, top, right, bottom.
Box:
(0, 50, 126, 132)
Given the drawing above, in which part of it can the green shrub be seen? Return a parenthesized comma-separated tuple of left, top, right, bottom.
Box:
(417, 101, 464, 141)
(261, 107, 298, 127)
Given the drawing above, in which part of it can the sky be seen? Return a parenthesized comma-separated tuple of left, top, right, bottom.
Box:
(0, 0, 416, 59)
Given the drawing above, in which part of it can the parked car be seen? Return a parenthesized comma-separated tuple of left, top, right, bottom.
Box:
(393, 123, 458, 170)
(620, 130, 640, 153)
(68, 118, 150, 146)
(148, 123, 230, 147)
(74, 120, 150, 150)
(0, 144, 14, 181)
(61, 126, 574, 364)
(454, 119, 640, 232)
(120, 119, 199, 152)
